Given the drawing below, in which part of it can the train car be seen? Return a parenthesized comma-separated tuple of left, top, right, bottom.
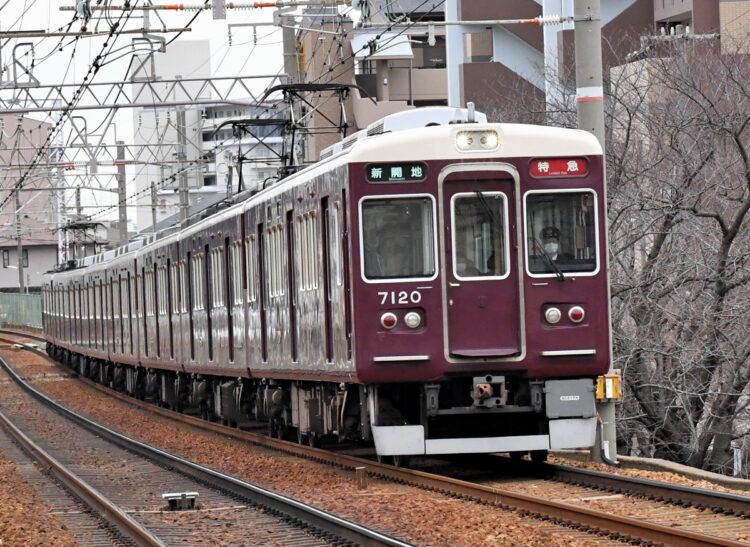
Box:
(42, 107, 610, 460)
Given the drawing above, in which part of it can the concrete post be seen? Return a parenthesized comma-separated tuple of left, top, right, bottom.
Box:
(445, 0, 465, 107)
(375, 60, 389, 101)
(574, 0, 616, 464)
(574, 0, 605, 145)
(116, 140, 128, 246)
(176, 107, 189, 227)
(151, 181, 158, 233)
(14, 189, 24, 292)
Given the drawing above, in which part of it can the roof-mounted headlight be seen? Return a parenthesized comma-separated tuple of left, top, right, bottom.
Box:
(456, 130, 499, 152)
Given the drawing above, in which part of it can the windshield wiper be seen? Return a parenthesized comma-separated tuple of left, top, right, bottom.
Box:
(474, 191, 502, 230)
(532, 236, 565, 281)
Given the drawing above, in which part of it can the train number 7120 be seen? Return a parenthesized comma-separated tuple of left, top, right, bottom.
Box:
(378, 291, 422, 305)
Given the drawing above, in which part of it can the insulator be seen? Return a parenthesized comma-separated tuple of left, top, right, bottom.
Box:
(536, 14, 567, 26)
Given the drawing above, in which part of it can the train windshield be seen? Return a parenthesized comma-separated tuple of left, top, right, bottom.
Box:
(361, 196, 436, 280)
(451, 192, 508, 279)
(525, 191, 597, 275)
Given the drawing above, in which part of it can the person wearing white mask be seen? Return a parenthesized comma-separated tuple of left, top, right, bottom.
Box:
(541, 226, 561, 259)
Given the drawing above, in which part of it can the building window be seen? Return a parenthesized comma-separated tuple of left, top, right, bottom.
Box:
(22, 249, 28, 268)
(2, 250, 8, 268)
(203, 175, 216, 186)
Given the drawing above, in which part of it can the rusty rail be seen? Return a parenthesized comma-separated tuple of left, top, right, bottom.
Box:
(6, 329, 750, 547)
(0, 408, 166, 547)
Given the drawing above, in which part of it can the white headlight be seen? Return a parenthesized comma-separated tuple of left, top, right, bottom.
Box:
(544, 307, 562, 325)
(404, 311, 422, 329)
(456, 132, 473, 150)
(480, 131, 499, 149)
(456, 130, 499, 152)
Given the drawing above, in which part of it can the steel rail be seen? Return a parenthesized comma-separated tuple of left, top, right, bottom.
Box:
(49, 373, 750, 546)
(5, 330, 750, 546)
(0, 350, 412, 547)
(0, 410, 166, 547)
(544, 462, 750, 516)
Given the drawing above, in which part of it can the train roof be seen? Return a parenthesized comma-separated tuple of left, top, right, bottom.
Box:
(52, 115, 602, 278)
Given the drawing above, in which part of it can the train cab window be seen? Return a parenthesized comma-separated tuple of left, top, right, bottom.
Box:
(360, 196, 436, 280)
(451, 192, 509, 279)
(525, 191, 598, 275)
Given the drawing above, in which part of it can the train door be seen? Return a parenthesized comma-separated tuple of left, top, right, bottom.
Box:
(441, 165, 521, 357)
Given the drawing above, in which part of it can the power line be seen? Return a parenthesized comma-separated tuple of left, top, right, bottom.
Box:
(0, 2, 142, 216)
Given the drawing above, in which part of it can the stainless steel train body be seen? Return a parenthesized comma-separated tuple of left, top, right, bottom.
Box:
(42, 108, 611, 458)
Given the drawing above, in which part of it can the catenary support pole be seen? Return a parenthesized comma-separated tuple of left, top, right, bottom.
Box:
(116, 141, 128, 246)
(574, 0, 616, 464)
(176, 108, 189, 227)
(14, 189, 25, 293)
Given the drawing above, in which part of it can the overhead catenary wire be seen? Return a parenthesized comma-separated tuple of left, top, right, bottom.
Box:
(71, 0, 442, 224)
(0, 2, 142, 216)
(86, 0, 446, 221)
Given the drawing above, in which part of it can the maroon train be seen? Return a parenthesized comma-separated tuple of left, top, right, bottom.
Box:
(42, 107, 611, 461)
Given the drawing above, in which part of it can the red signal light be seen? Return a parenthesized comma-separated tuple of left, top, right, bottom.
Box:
(381, 312, 397, 330)
(568, 306, 585, 323)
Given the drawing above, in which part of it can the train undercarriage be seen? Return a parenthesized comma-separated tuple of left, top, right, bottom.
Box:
(49, 345, 598, 460)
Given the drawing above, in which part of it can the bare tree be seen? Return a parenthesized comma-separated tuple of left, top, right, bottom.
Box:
(608, 41, 750, 474)
(483, 36, 750, 475)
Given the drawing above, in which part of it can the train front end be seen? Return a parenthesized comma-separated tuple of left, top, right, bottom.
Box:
(348, 121, 611, 457)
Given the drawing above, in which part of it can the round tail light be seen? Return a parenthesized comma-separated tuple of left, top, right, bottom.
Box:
(380, 312, 397, 329)
(568, 306, 585, 323)
(544, 307, 562, 324)
(404, 311, 422, 329)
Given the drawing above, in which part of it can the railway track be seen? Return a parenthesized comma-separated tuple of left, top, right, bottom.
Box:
(3, 329, 750, 546)
(0, 342, 411, 547)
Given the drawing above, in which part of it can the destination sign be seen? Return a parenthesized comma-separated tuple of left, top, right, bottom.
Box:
(530, 157, 588, 178)
(366, 162, 427, 183)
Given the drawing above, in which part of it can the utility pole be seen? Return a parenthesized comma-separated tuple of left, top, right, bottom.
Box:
(75, 186, 83, 259)
(116, 140, 128, 245)
(53, 101, 68, 266)
(176, 107, 189, 227)
(151, 181, 158, 233)
(14, 189, 24, 293)
(574, 0, 605, 144)
(574, 0, 617, 465)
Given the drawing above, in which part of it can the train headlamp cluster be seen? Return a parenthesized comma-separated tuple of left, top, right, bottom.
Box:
(380, 311, 423, 330)
(456, 130, 499, 152)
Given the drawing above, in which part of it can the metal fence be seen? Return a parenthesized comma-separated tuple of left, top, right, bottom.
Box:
(0, 292, 42, 329)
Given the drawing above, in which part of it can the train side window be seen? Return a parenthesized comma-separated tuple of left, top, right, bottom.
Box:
(268, 226, 285, 298)
(309, 213, 318, 289)
(360, 196, 437, 281)
(127, 272, 134, 355)
(180, 261, 188, 313)
(333, 202, 343, 286)
(170, 261, 179, 314)
(232, 242, 243, 305)
(298, 216, 306, 290)
(214, 248, 224, 308)
(524, 190, 598, 276)
(246, 236, 257, 302)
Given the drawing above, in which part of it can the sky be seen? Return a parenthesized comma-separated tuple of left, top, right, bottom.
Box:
(1, 1, 286, 121)
(0, 0, 293, 222)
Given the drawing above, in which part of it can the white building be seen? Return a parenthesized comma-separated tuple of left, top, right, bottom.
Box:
(131, 41, 285, 234)
(131, 40, 213, 233)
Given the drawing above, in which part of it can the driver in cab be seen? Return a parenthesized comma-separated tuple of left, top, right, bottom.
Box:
(530, 226, 573, 273)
